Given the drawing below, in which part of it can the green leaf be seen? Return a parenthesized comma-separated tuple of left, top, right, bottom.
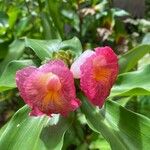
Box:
(0, 60, 34, 92)
(0, 39, 25, 73)
(119, 44, 150, 73)
(105, 100, 150, 150)
(0, 106, 72, 150)
(25, 38, 52, 61)
(60, 37, 82, 57)
(0, 41, 10, 60)
(16, 16, 32, 37)
(138, 54, 150, 68)
(137, 96, 150, 118)
(7, 6, 20, 29)
(110, 64, 150, 97)
(40, 116, 72, 150)
(61, 9, 80, 32)
(25, 37, 82, 60)
(46, 0, 64, 39)
(89, 133, 111, 150)
(79, 94, 125, 150)
(0, 11, 9, 27)
(79, 94, 150, 150)
(40, 12, 60, 40)
(0, 106, 48, 150)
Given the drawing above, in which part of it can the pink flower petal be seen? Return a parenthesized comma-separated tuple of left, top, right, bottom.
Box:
(16, 67, 36, 106)
(16, 60, 81, 117)
(30, 106, 45, 116)
(95, 46, 118, 64)
(39, 60, 66, 73)
(80, 46, 118, 107)
(70, 50, 95, 78)
(23, 70, 47, 108)
(95, 46, 118, 85)
(70, 98, 81, 110)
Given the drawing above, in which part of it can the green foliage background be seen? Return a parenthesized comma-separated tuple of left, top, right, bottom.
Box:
(0, 0, 150, 150)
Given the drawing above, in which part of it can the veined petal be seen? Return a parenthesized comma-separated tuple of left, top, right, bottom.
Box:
(80, 46, 118, 107)
(16, 60, 81, 117)
(39, 60, 65, 73)
(16, 66, 37, 106)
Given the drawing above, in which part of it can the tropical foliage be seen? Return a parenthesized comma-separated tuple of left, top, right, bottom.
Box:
(0, 0, 150, 150)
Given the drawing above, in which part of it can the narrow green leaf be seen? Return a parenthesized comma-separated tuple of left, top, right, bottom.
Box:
(105, 100, 150, 150)
(8, 7, 20, 29)
(0, 41, 10, 60)
(110, 64, 150, 97)
(79, 94, 125, 150)
(0, 106, 72, 150)
(16, 16, 32, 36)
(40, 12, 60, 40)
(0, 106, 49, 150)
(119, 44, 150, 73)
(79, 94, 150, 150)
(46, 0, 64, 39)
(0, 60, 34, 92)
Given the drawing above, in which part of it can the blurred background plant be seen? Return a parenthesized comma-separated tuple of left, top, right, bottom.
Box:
(0, 0, 150, 149)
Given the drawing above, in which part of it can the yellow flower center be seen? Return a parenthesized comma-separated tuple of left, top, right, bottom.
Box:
(39, 73, 62, 107)
(93, 56, 111, 82)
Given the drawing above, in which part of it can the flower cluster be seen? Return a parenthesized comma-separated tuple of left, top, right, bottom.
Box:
(16, 46, 118, 117)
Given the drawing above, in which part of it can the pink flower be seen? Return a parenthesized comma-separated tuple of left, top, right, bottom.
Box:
(71, 46, 118, 107)
(16, 60, 81, 116)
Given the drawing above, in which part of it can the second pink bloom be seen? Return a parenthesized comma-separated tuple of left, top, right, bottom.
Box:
(71, 46, 119, 107)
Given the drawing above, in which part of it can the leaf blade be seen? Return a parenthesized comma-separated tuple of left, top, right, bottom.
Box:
(79, 94, 150, 150)
(25, 37, 82, 60)
(110, 64, 150, 97)
(0, 106, 71, 150)
(0, 60, 34, 92)
(119, 44, 150, 73)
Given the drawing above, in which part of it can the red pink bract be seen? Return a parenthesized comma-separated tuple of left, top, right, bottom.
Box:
(16, 60, 81, 116)
(71, 46, 118, 107)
